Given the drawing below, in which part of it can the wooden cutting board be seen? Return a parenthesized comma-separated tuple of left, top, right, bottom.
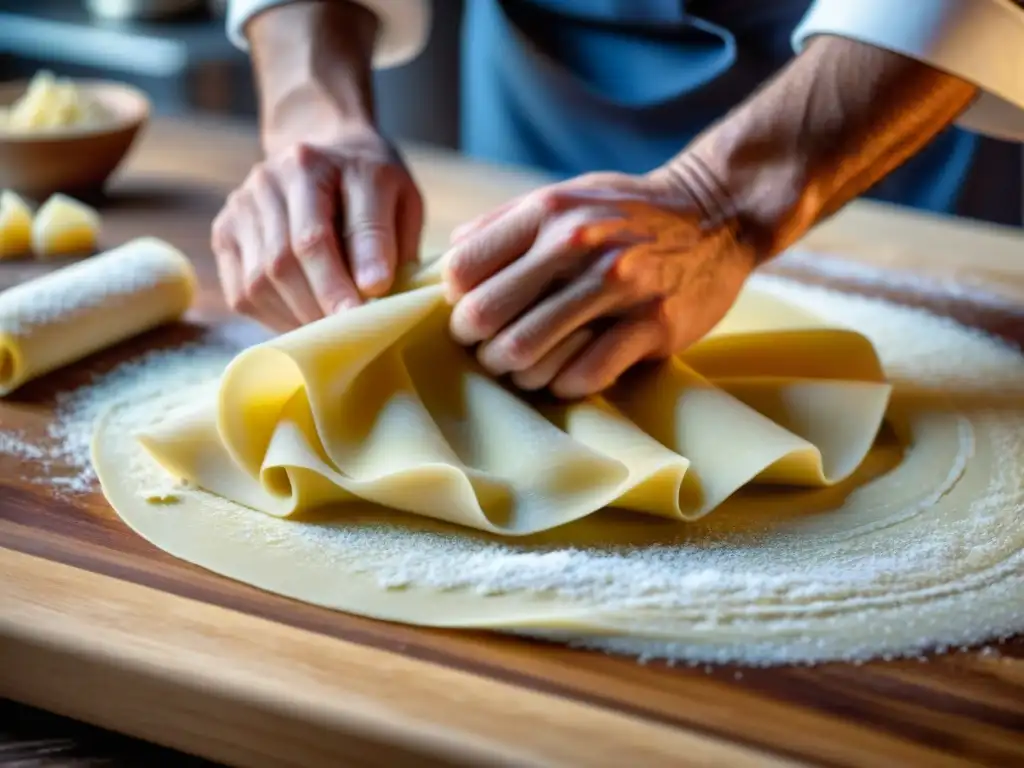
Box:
(1, 118, 1023, 768)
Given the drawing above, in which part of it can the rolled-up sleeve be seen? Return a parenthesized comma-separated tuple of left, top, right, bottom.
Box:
(226, 0, 431, 68)
(793, 0, 1024, 141)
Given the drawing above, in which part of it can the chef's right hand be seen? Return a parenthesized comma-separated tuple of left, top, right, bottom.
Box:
(211, 131, 424, 333)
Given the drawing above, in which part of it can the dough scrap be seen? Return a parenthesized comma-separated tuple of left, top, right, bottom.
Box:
(0, 237, 196, 395)
(31, 194, 100, 258)
(132, 263, 891, 535)
(0, 191, 33, 259)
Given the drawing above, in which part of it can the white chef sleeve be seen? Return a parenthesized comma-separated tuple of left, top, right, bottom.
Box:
(793, 0, 1024, 142)
(226, 0, 431, 68)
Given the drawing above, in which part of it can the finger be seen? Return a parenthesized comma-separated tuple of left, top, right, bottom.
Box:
(211, 206, 247, 314)
(341, 168, 400, 297)
(443, 192, 551, 301)
(511, 327, 594, 391)
(551, 311, 667, 399)
(396, 185, 425, 265)
(449, 193, 525, 244)
(250, 173, 322, 326)
(235, 194, 301, 331)
(449, 174, 626, 245)
(286, 174, 363, 313)
(447, 216, 583, 347)
(475, 250, 631, 375)
(454, 208, 628, 348)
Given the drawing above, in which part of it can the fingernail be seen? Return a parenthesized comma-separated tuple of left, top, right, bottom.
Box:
(552, 379, 586, 400)
(334, 297, 361, 313)
(358, 264, 389, 291)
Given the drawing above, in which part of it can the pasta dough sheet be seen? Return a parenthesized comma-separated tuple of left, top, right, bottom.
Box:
(132, 263, 891, 535)
(0, 237, 196, 396)
(92, 274, 1024, 663)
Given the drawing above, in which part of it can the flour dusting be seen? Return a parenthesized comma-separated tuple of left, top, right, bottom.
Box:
(4, 268, 1023, 666)
(0, 431, 47, 461)
(86, 273, 1024, 665)
(0, 342, 234, 493)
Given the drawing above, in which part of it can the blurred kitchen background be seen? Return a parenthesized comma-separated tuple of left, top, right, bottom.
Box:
(0, 0, 464, 149)
(0, 0, 1020, 226)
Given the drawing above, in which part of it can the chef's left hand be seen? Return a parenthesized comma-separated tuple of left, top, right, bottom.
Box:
(442, 171, 756, 399)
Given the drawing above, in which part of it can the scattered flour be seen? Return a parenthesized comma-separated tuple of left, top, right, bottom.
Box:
(89, 273, 1024, 665)
(0, 431, 46, 461)
(0, 342, 235, 493)
(3, 265, 1023, 666)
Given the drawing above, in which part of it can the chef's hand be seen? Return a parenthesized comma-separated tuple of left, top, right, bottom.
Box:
(211, 131, 423, 332)
(442, 171, 756, 399)
(210, 0, 425, 332)
(442, 32, 981, 400)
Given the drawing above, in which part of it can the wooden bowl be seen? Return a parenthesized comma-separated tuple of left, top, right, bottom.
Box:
(0, 79, 150, 202)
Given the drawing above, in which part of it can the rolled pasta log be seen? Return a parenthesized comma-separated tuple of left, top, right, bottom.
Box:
(0, 237, 197, 395)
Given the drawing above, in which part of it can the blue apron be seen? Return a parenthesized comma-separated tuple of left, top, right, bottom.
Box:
(460, 0, 1022, 226)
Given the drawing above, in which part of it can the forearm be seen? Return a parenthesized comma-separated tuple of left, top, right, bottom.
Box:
(668, 35, 979, 261)
(247, 1, 379, 154)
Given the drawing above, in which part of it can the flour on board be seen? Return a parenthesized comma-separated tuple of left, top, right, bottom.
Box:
(3, 268, 1022, 666)
(88, 274, 1024, 665)
(0, 343, 234, 493)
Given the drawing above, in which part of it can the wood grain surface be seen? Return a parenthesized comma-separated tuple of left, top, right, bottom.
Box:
(2, 117, 1024, 768)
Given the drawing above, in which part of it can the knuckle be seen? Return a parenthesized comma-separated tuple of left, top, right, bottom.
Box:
(246, 165, 271, 189)
(456, 297, 490, 336)
(560, 217, 591, 249)
(368, 160, 400, 183)
(244, 270, 271, 297)
(590, 248, 629, 288)
(499, 334, 534, 370)
(226, 291, 250, 315)
(266, 251, 294, 281)
(224, 190, 245, 211)
(534, 188, 564, 215)
(285, 142, 319, 171)
(210, 218, 232, 251)
(293, 225, 333, 259)
(576, 171, 615, 188)
(345, 220, 391, 244)
(444, 253, 470, 284)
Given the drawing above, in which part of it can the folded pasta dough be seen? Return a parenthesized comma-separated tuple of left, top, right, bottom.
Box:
(0, 237, 197, 395)
(136, 263, 892, 535)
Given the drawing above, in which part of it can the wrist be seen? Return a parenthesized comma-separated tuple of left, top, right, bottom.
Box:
(667, 36, 977, 262)
(248, 1, 379, 154)
(650, 142, 784, 281)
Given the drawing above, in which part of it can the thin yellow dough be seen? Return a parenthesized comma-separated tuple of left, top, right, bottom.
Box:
(0, 237, 196, 396)
(92, 269, 1024, 663)
(129, 263, 891, 535)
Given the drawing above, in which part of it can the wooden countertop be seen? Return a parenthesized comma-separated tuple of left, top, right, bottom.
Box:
(1, 116, 1022, 768)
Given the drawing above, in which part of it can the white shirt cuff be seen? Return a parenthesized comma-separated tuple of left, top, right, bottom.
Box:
(793, 0, 1024, 142)
(226, 0, 431, 69)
